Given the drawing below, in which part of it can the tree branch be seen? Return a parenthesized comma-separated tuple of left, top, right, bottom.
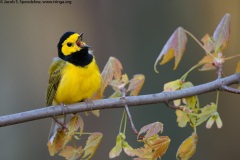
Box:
(0, 73, 239, 127)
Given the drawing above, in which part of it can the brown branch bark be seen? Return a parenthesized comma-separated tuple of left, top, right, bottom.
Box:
(0, 73, 239, 127)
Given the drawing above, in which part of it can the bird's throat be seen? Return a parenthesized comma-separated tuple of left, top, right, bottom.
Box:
(64, 49, 93, 67)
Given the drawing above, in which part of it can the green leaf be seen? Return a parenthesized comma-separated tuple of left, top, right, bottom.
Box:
(196, 103, 217, 126)
(206, 112, 223, 129)
(122, 141, 135, 157)
(176, 110, 189, 128)
(82, 132, 103, 160)
(164, 79, 183, 91)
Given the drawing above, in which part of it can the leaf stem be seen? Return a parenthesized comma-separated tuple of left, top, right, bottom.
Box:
(221, 85, 240, 94)
(184, 29, 214, 58)
(180, 63, 203, 81)
(216, 91, 220, 107)
(123, 110, 127, 134)
(74, 132, 92, 135)
(124, 105, 139, 135)
(194, 126, 197, 133)
(119, 110, 125, 133)
(224, 54, 240, 61)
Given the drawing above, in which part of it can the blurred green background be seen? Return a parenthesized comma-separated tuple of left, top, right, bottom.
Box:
(0, 0, 240, 159)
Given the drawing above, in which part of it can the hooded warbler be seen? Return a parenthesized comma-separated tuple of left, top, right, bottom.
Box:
(46, 32, 101, 141)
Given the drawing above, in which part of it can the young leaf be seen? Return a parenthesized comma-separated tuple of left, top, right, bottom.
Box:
(109, 133, 125, 158)
(152, 136, 171, 159)
(127, 74, 145, 96)
(235, 61, 240, 73)
(198, 55, 216, 71)
(132, 147, 153, 159)
(94, 57, 122, 99)
(122, 141, 135, 157)
(176, 132, 198, 160)
(82, 132, 103, 160)
(67, 115, 81, 135)
(138, 122, 164, 140)
(91, 110, 100, 117)
(57, 115, 82, 148)
(196, 103, 217, 126)
(182, 82, 199, 112)
(154, 27, 187, 72)
(164, 79, 183, 92)
(133, 135, 170, 160)
(109, 74, 129, 98)
(201, 34, 214, 53)
(176, 110, 189, 128)
(59, 146, 83, 160)
(206, 112, 223, 129)
(47, 130, 68, 156)
(181, 81, 193, 89)
(213, 13, 230, 53)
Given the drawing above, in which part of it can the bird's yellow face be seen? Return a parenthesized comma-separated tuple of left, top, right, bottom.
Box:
(61, 33, 88, 56)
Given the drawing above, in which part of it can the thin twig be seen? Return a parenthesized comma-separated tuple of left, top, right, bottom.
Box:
(217, 63, 223, 79)
(184, 29, 214, 57)
(52, 116, 68, 131)
(124, 105, 139, 135)
(164, 101, 184, 111)
(221, 85, 240, 94)
(121, 88, 139, 136)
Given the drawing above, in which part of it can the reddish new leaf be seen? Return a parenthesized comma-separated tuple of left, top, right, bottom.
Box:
(109, 74, 129, 98)
(47, 130, 68, 156)
(154, 27, 187, 72)
(94, 57, 122, 99)
(133, 135, 170, 159)
(198, 55, 217, 71)
(201, 34, 214, 53)
(213, 13, 230, 53)
(59, 146, 83, 160)
(138, 122, 163, 140)
(127, 74, 145, 96)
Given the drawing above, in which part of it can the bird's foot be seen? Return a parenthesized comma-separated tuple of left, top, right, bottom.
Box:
(84, 99, 94, 111)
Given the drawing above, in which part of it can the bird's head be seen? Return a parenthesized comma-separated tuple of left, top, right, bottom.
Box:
(57, 31, 90, 60)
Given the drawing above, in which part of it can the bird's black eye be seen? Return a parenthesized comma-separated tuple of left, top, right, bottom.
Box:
(67, 42, 72, 47)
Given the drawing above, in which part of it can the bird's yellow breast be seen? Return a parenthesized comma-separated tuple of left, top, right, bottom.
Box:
(54, 59, 101, 105)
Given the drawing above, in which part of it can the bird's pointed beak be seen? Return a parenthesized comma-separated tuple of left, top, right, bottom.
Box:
(81, 44, 91, 49)
(79, 32, 84, 41)
(76, 32, 91, 48)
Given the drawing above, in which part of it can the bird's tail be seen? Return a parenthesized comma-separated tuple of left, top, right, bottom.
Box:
(48, 115, 66, 144)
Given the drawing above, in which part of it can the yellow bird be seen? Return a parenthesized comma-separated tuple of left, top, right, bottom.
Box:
(46, 32, 101, 142)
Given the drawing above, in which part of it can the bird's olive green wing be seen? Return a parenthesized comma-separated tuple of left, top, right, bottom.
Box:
(46, 58, 66, 106)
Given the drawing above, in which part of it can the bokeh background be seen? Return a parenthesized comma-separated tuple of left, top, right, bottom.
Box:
(0, 0, 240, 159)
